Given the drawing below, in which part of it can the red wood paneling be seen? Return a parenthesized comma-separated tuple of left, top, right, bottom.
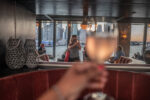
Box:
(117, 71, 133, 100)
(0, 76, 17, 100)
(32, 71, 49, 100)
(103, 70, 118, 99)
(1, 69, 150, 100)
(47, 69, 67, 88)
(133, 73, 150, 100)
(14, 72, 35, 100)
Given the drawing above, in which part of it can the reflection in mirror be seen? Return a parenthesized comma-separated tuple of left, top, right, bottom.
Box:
(36, 21, 150, 65)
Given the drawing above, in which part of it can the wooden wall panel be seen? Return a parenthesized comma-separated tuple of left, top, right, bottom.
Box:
(0, 0, 36, 43)
(133, 73, 150, 100)
(0, 0, 36, 70)
(103, 70, 118, 98)
(118, 23, 131, 57)
(117, 71, 133, 100)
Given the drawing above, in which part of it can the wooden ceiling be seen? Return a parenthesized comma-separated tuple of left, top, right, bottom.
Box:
(16, 0, 150, 22)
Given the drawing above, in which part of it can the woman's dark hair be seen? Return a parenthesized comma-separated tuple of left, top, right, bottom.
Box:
(69, 35, 77, 44)
(118, 45, 123, 51)
(72, 35, 77, 38)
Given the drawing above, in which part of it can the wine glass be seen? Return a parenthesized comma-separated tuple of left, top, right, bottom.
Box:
(86, 32, 117, 64)
(84, 24, 117, 100)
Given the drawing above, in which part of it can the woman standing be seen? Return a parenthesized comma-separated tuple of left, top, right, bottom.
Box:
(68, 35, 81, 62)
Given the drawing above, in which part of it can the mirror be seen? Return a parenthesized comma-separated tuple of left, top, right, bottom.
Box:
(36, 21, 150, 65)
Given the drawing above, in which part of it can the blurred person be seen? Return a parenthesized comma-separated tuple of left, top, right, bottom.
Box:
(38, 62, 108, 100)
(37, 43, 49, 62)
(109, 45, 125, 63)
(68, 35, 81, 62)
(132, 53, 138, 59)
(83, 45, 90, 61)
(136, 52, 143, 60)
(132, 52, 143, 60)
(114, 45, 125, 59)
(38, 44, 46, 55)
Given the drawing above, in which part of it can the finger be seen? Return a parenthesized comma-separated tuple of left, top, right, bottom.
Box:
(72, 63, 106, 82)
(88, 71, 109, 89)
(84, 67, 101, 79)
(82, 62, 98, 72)
(101, 70, 109, 77)
(98, 65, 105, 71)
(68, 93, 80, 100)
(93, 71, 108, 84)
(74, 62, 98, 73)
(87, 68, 108, 79)
(88, 77, 108, 89)
(87, 83, 105, 89)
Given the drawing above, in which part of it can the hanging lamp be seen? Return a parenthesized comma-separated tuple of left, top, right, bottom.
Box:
(81, 0, 88, 30)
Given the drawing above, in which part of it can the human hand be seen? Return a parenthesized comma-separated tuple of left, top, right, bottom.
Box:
(68, 46, 71, 50)
(56, 62, 108, 100)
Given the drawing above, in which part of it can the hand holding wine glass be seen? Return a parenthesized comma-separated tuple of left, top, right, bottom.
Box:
(38, 62, 108, 100)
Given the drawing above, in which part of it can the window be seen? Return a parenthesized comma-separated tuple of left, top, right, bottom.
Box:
(56, 21, 68, 61)
(130, 24, 144, 57)
(146, 24, 150, 48)
(41, 21, 54, 56)
(35, 22, 39, 47)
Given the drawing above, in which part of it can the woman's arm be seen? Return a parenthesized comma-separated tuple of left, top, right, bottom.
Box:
(68, 42, 79, 49)
(77, 41, 81, 50)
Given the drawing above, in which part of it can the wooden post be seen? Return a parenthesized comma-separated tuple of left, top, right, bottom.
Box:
(67, 21, 71, 46)
(143, 23, 148, 55)
(118, 23, 131, 57)
(38, 20, 42, 48)
(53, 20, 56, 58)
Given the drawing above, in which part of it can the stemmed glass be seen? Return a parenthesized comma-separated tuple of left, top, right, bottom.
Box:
(86, 32, 117, 64)
(84, 23, 117, 100)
